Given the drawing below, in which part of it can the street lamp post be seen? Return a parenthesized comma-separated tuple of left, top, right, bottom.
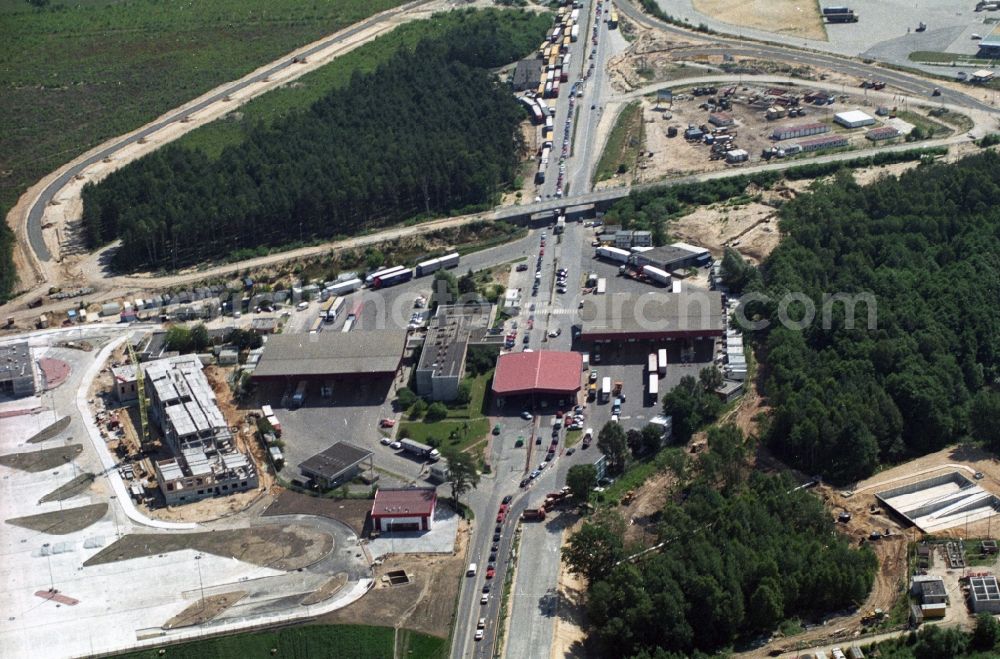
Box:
(195, 554, 205, 612)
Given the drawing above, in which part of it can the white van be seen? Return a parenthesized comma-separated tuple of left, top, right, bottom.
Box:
(467, 563, 478, 577)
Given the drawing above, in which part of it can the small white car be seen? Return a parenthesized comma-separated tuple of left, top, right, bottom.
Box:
(481, 594, 489, 605)
(475, 630, 484, 641)
(380, 437, 392, 446)
(390, 441, 402, 450)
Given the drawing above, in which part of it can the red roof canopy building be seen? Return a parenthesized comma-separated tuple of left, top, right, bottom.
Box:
(371, 487, 438, 532)
(492, 351, 583, 397)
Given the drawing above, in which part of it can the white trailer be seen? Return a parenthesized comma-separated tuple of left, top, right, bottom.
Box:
(595, 246, 631, 263)
(596, 278, 607, 294)
(415, 252, 459, 277)
(657, 348, 667, 376)
(642, 265, 671, 286)
(571, 24, 580, 42)
(327, 278, 361, 296)
(647, 373, 659, 404)
(600, 377, 612, 403)
(365, 265, 406, 285)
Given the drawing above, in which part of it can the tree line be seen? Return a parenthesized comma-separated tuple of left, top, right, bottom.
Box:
(567, 427, 877, 657)
(754, 152, 1000, 482)
(80, 10, 546, 273)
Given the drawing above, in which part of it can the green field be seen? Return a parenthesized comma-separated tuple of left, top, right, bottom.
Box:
(594, 101, 645, 182)
(0, 0, 407, 300)
(399, 370, 494, 453)
(116, 624, 446, 659)
(177, 10, 554, 159)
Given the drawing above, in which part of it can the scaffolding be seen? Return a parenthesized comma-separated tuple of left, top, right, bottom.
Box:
(126, 342, 149, 446)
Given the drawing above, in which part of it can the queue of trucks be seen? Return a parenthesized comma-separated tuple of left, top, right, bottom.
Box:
(364, 252, 460, 290)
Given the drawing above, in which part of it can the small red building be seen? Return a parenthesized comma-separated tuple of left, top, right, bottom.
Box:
(371, 487, 438, 532)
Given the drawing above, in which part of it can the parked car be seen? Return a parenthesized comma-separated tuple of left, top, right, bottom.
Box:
(389, 441, 402, 450)
(380, 437, 392, 446)
(521, 411, 533, 420)
(379, 418, 396, 428)
(502, 495, 513, 504)
(481, 594, 490, 605)
(486, 567, 496, 579)
(516, 263, 529, 271)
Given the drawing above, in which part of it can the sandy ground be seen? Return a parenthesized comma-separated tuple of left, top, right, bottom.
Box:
(4, 0, 452, 300)
(318, 518, 469, 638)
(692, 0, 827, 41)
(551, 525, 588, 659)
(263, 491, 372, 536)
(669, 198, 782, 265)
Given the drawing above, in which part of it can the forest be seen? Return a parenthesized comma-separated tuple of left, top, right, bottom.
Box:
(80, 10, 546, 272)
(570, 431, 876, 657)
(755, 151, 1000, 482)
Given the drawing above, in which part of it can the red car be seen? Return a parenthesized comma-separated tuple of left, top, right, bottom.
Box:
(486, 567, 496, 579)
(379, 418, 396, 428)
(496, 511, 505, 523)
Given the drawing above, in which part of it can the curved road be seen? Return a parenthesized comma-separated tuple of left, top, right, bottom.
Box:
(616, 0, 998, 114)
(23, 0, 431, 264)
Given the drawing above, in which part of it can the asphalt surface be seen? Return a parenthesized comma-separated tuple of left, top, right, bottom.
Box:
(24, 0, 431, 264)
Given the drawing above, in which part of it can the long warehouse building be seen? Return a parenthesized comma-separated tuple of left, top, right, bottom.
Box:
(578, 291, 724, 342)
(251, 329, 408, 382)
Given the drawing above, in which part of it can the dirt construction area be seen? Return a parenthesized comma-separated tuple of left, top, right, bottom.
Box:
(318, 518, 470, 639)
(83, 524, 333, 570)
(692, 0, 827, 41)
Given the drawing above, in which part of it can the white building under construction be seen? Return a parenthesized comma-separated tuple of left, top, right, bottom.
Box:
(145, 355, 257, 506)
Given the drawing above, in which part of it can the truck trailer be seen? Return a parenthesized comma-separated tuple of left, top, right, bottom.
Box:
(595, 245, 631, 263)
(642, 265, 671, 286)
(657, 348, 667, 376)
(399, 438, 441, 461)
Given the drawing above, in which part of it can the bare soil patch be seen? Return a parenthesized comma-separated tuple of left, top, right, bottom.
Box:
(669, 199, 781, 265)
(38, 472, 96, 503)
(84, 524, 333, 570)
(162, 591, 247, 629)
(0, 444, 83, 472)
(300, 573, 348, 606)
(552, 523, 589, 659)
(26, 415, 71, 443)
(692, 0, 827, 41)
(318, 519, 469, 638)
(6, 502, 107, 535)
(264, 490, 372, 536)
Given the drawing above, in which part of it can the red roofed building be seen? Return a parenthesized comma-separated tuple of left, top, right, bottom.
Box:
(371, 487, 437, 532)
(492, 351, 583, 397)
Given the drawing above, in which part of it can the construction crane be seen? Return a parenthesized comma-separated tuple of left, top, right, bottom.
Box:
(125, 342, 149, 446)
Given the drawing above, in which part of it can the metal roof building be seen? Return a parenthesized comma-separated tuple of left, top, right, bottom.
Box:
(371, 487, 438, 532)
(252, 329, 407, 381)
(0, 342, 35, 398)
(834, 110, 876, 128)
(492, 351, 582, 397)
(298, 441, 374, 490)
(771, 121, 829, 141)
(578, 291, 724, 342)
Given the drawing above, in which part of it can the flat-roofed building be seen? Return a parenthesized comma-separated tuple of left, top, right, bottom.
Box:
(415, 304, 493, 402)
(0, 342, 35, 398)
(298, 441, 374, 490)
(144, 355, 258, 505)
